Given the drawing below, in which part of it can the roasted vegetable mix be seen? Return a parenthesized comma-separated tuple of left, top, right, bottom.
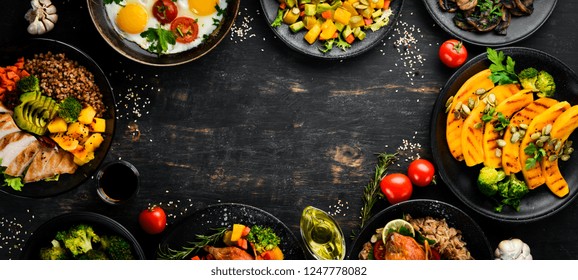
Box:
(271, 0, 394, 53)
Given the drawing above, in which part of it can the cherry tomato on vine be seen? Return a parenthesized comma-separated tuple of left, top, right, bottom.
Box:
(380, 173, 413, 205)
(138, 205, 167, 234)
(407, 158, 436, 187)
(439, 39, 467, 68)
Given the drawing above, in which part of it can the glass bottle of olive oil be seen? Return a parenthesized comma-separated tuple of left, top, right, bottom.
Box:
(300, 206, 346, 260)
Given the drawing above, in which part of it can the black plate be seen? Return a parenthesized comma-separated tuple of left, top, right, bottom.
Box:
(422, 0, 557, 47)
(260, 0, 404, 59)
(431, 47, 578, 222)
(87, 0, 240, 66)
(158, 203, 306, 259)
(19, 212, 145, 259)
(0, 38, 115, 198)
(347, 199, 493, 260)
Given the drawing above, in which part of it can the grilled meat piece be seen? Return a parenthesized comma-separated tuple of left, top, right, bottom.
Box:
(384, 232, 426, 260)
(203, 246, 254, 260)
(23, 146, 77, 183)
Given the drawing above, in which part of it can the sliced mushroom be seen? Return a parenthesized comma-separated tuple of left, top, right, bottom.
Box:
(495, 7, 512, 35)
(24, 0, 58, 35)
(456, 0, 478, 11)
(439, 0, 458, 12)
(511, 0, 534, 16)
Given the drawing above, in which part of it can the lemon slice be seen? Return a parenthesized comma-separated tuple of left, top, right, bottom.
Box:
(381, 219, 415, 245)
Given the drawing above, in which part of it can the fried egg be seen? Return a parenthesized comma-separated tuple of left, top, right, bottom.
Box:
(105, 0, 228, 54)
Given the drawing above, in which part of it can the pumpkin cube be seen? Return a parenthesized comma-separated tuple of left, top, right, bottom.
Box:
(47, 117, 68, 133)
(84, 133, 104, 152)
(51, 133, 79, 151)
(67, 122, 90, 142)
(77, 105, 97, 124)
(88, 117, 106, 133)
(71, 147, 95, 166)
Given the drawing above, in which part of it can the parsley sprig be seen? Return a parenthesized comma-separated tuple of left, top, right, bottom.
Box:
(140, 26, 176, 56)
(482, 108, 510, 131)
(487, 48, 518, 85)
(524, 143, 546, 170)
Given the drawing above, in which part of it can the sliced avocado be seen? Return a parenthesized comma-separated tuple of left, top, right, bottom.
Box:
(13, 92, 59, 136)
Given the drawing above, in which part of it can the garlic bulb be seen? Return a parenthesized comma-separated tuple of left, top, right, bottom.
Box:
(25, 0, 58, 35)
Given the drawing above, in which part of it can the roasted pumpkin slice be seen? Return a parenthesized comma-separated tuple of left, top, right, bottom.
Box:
(519, 101, 570, 189)
(502, 98, 558, 175)
(482, 89, 534, 168)
(541, 105, 578, 197)
(446, 69, 495, 161)
(462, 84, 520, 167)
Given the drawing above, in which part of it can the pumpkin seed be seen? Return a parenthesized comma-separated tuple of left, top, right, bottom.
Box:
(445, 104, 451, 113)
(519, 123, 528, 130)
(497, 139, 507, 147)
(495, 148, 502, 157)
(549, 155, 558, 162)
(468, 97, 475, 109)
(538, 135, 550, 143)
(536, 140, 545, 147)
(566, 140, 573, 148)
(474, 122, 483, 129)
(454, 111, 461, 119)
(519, 129, 526, 136)
(561, 155, 571, 161)
(511, 132, 521, 143)
(461, 104, 471, 115)
(488, 93, 496, 104)
(555, 140, 563, 152)
(510, 126, 518, 134)
(475, 88, 487, 95)
(530, 132, 541, 140)
(565, 147, 574, 155)
(542, 124, 553, 136)
(445, 96, 454, 108)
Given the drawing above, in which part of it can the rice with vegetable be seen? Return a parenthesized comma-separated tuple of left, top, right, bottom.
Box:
(359, 214, 473, 260)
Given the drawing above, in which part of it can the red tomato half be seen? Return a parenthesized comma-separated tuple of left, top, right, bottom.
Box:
(439, 39, 468, 68)
(152, 0, 178, 25)
(380, 173, 413, 205)
(373, 240, 386, 260)
(138, 205, 167, 234)
(407, 158, 435, 187)
(170, 17, 199, 44)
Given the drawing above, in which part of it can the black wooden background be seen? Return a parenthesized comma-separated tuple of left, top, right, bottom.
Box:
(1, 0, 577, 260)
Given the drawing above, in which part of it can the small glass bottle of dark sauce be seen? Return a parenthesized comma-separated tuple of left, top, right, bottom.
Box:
(97, 160, 139, 204)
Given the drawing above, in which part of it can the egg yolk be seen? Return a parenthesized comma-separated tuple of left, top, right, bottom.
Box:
(188, 0, 219, 16)
(116, 3, 148, 34)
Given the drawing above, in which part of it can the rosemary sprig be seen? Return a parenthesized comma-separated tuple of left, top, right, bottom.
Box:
(157, 227, 228, 260)
(359, 151, 398, 230)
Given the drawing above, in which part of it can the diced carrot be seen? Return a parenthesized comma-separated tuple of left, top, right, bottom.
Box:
(237, 238, 248, 250)
(279, 2, 286, 9)
(364, 18, 373, 26)
(14, 58, 24, 69)
(383, 0, 391, 9)
(6, 71, 18, 80)
(321, 10, 333, 20)
(241, 225, 251, 237)
(20, 70, 30, 77)
(345, 33, 355, 44)
(332, 32, 339, 39)
(191, 255, 201, 260)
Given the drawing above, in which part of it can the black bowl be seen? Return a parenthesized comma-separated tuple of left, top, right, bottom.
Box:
(0, 38, 115, 198)
(20, 212, 145, 260)
(158, 203, 306, 259)
(431, 47, 578, 222)
(347, 199, 493, 260)
(87, 0, 240, 66)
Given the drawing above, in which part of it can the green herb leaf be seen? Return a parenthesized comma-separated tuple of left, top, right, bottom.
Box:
(523, 143, 545, 170)
(156, 227, 227, 260)
(359, 152, 398, 230)
(487, 48, 518, 85)
(141, 26, 176, 56)
(271, 9, 284, 28)
(103, 0, 123, 4)
(215, 4, 226, 16)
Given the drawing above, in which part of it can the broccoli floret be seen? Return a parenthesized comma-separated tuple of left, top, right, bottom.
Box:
(39, 239, 69, 260)
(477, 166, 506, 197)
(55, 224, 100, 257)
(496, 174, 530, 212)
(246, 225, 281, 254)
(77, 249, 109, 260)
(518, 68, 556, 97)
(57, 97, 83, 123)
(16, 75, 40, 93)
(100, 235, 134, 260)
(518, 67, 539, 92)
(535, 70, 556, 97)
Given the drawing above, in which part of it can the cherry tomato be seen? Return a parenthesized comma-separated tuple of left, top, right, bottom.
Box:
(439, 39, 468, 68)
(407, 158, 435, 187)
(138, 205, 167, 234)
(380, 173, 413, 205)
(373, 239, 386, 260)
(152, 0, 178, 25)
(170, 17, 199, 44)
